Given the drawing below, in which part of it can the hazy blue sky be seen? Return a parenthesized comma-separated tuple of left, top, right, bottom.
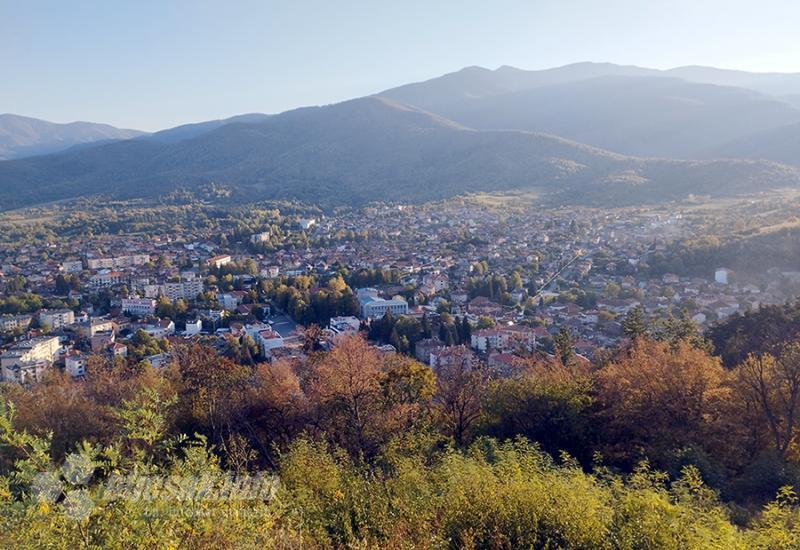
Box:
(3, 0, 800, 130)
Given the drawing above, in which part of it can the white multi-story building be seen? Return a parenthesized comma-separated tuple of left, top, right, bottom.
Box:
(60, 260, 84, 274)
(143, 284, 161, 299)
(1, 336, 61, 384)
(184, 319, 203, 336)
(260, 266, 280, 279)
(144, 279, 203, 301)
(471, 326, 537, 353)
(356, 288, 408, 319)
(86, 257, 114, 270)
(86, 255, 149, 271)
(39, 308, 75, 331)
(218, 291, 248, 311)
(76, 317, 116, 338)
(164, 279, 203, 301)
(471, 329, 509, 352)
(64, 351, 88, 378)
(121, 298, 157, 317)
(0, 314, 33, 334)
(257, 329, 284, 357)
(88, 271, 125, 288)
(140, 319, 175, 339)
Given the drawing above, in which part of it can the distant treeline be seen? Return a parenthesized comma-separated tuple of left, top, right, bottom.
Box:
(648, 227, 800, 276)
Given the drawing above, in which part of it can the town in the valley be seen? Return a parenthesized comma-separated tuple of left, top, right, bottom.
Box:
(1, 194, 798, 384)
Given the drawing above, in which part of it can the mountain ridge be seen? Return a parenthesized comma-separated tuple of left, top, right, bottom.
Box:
(3, 62, 800, 209)
(378, 68, 800, 158)
(0, 113, 147, 160)
(1, 96, 798, 211)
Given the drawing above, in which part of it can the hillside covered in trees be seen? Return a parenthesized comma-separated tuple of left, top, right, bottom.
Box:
(3, 320, 800, 547)
(2, 96, 800, 211)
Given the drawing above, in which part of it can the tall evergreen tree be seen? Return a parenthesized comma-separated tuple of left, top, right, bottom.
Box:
(553, 327, 575, 365)
(461, 317, 472, 344)
(622, 306, 648, 340)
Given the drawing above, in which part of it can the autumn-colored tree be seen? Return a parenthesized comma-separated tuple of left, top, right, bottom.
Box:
(484, 358, 595, 462)
(4, 356, 166, 461)
(2, 370, 108, 461)
(306, 335, 433, 457)
(434, 347, 487, 446)
(382, 354, 436, 406)
(301, 323, 323, 353)
(171, 343, 252, 448)
(307, 335, 390, 456)
(241, 359, 307, 466)
(595, 338, 732, 467)
(733, 342, 800, 460)
(380, 353, 436, 434)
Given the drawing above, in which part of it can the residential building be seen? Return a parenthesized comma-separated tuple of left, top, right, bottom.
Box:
(144, 353, 172, 368)
(414, 337, 445, 365)
(199, 309, 227, 324)
(39, 308, 75, 331)
(91, 331, 115, 353)
(0, 313, 33, 334)
(76, 317, 116, 338)
(144, 279, 203, 301)
(184, 319, 203, 336)
(86, 254, 149, 271)
(1, 336, 61, 384)
(487, 351, 519, 376)
(89, 271, 125, 288)
(328, 316, 361, 335)
(471, 326, 537, 353)
(262, 266, 280, 278)
(60, 260, 84, 274)
(207, 255, 232, 269)
(110, 342, 128, 358)
(257, 329, 284, 357)
(121, 298, 157, 317)
(471, 328, 509, 352)
(468, 296, 502, 316)
(64, 351, 87, 378)
(219, 292, 246, 311)
(250, 232, 271, 244)
(429, 345, 477, 371)
(141, 319, 175, 338)
(422, 273, 449, 292)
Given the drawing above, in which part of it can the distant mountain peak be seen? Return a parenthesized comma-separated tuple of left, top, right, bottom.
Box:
(0, 114, 146, 160)
(456, 65, 493, 73)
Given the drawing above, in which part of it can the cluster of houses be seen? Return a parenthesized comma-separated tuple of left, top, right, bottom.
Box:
(2, 199, 799, 385)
